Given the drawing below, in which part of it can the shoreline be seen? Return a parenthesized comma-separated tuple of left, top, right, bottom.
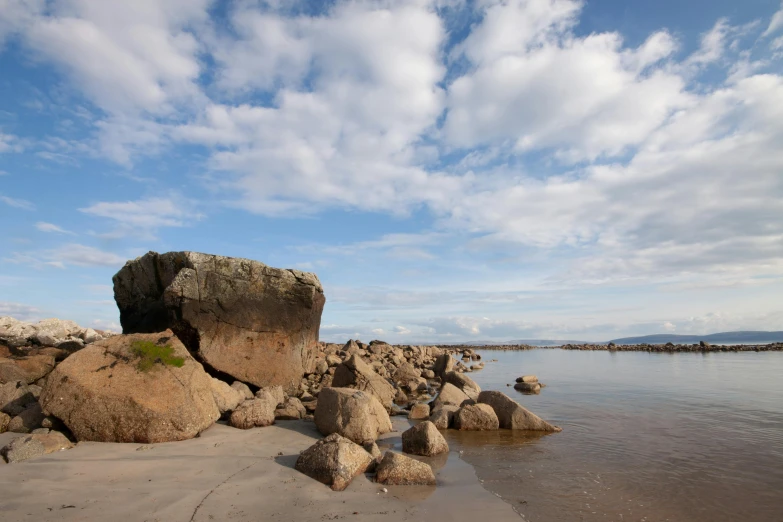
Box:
(437, 342, 783, 353)
(0, 418, 521, 522)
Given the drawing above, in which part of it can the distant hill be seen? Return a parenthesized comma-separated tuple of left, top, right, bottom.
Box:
(610, 331, 783, 345)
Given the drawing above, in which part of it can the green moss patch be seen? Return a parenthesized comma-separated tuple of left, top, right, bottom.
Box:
(130, 340, 185, 372)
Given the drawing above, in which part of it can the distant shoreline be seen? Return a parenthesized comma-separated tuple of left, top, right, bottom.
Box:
(436, 342, 783, 353)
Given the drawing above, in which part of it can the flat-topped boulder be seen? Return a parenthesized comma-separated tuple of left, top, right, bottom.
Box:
(39, 331, 219, 443)
(112, 251, 325, 393)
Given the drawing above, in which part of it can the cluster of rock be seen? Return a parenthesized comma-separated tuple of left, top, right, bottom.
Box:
(513, 374, 545, 393)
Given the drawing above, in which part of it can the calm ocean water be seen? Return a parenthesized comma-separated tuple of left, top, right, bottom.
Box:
(440, 349, 783, 522)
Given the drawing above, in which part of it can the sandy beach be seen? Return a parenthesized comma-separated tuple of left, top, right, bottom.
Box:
(0, 418, 519, 522)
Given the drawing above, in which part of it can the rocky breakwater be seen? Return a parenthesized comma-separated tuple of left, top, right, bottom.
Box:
(113, 251, 325, 393)
(561, 341, 783, 352)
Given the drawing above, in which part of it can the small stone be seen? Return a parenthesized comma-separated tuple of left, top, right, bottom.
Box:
(408, 403, 430, 420)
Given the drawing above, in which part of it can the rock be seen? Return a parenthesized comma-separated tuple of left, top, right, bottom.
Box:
(231, 381, 253, 400)
(477, 391, 561, 432)
(422, 369, 435, 379)
(325, 354, 342, 367)
(0, 381, 41, 416)
(431, 383, 471, 410)
(229, 392, 277, 429)
(444, 371, 481, 400)
(513, 382, 541, 393)
(700, 340, 710, 348)
(375, 451, 436, 486)
(394, 389, 409, 405)
(113, 251, 325, 393)
(39, 331, 220, 443)
(0, 355, 56, 385)
(454, 404, 499, 431)
(314, 359, 329, 375)
(429, 405, 459, 429)
(314, 387, 392, 444)
(1, 431, 73, 463)
(7, 402, 46, 433)
(80, 328, 103, 344)
(34, 318, 83, 342)
(0, 411, 9, 433)
(408, 403, 430, 420)
(294, 433, 373, 491)
(331, 354, 396, 411)
(392, 362, 420, 384)
(363, 441, 383, 472)
(515, 375, 538, 383)
(210, 378, 244, 414)
(402, 421, 449, 456)
(259, 385, 285, 407)
(433, 354, 453, 378)
(275, 397, 306, 420)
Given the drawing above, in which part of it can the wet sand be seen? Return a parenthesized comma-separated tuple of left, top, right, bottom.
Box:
(0, 418, 519, 522)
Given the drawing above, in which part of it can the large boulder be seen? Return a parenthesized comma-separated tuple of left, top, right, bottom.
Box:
(39, 331, 220, 443)
(228, 391, 277, 429)
(444, 371, 481, 400)
(294, 433, 373, 491)
(431, 382, 471, 411)
(112, 251, 325, 393)
(331, 354, 396, 411)
(1, 431, 73, 463)
(454, 404, 499, 431)
(429, 404, 459, 429)
(0, 355, 56, 384)
(477, 391, 561, 432)
(433, 353, 453, 378)
(375, 451, 436, 485)
(314, 387, 392, 444)
(402, 421, 449, 456)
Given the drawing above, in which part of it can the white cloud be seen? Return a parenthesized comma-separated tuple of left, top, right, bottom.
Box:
(763, 2, 783, 37)
(4, 244, 126, 268)
(0, 131, 22, 153)
(0, 194, 35, 210)
(79, 196, 203, 239)
(35, 221, 75, 235)
(0, 301, 41, 322)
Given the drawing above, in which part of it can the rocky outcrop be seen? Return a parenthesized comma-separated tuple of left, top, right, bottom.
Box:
(331, 354, 396, 411)
(402, 421, 449, 456)
(477, 391, 562, 432)
(314, 387, 392, 444)
(112, 251, 325, 393)
(39, 331, 219, 443)
(1, 430, 73, 463)
(375, 451, 436, 485)
(454, 404, 499, 431)
(294, 433, 373, 491)
(229, 391, 277, 429)
(0, 316, 109, 351)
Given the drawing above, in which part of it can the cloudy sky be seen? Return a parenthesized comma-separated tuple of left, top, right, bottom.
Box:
(1, 0, 782, 343)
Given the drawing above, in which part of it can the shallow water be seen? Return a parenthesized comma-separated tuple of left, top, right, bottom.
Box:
(442, 349, 783, 522)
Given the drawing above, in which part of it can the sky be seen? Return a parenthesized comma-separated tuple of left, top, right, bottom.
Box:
(0, 0, 782, 343)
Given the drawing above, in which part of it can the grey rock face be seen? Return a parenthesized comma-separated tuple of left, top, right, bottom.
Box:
(375, 451, 436, 485)
(294, 433, 373, 491)
(478, 391, 561, 432)
(113, 251, 325, 393)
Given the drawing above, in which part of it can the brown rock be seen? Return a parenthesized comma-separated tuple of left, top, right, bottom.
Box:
(363, 440, 383, 472)
(294, 433, 372, 491)
(477, 391, 561, 432)
(231, 381, 254, 400)
(392, 362, 420, 384)
(258, 385, 285, 407)
(1, 431, 73, 463)
(39, 331, 220, 443)
(0, 411, 9, 433)
(0, 381, 41, 416)
(402, 421, 449, 456)
(454, 404, 499, 431)
(516, 375, 538, 383)
(275, 397, 306, 420)
(314, 387, 392, 444)
(408, 403, 430, 420)
(7, 402, 46, 433)
(229, 392, 277, 429)
(210, 378, 244, 414)
(375, 451, 436, 485)
(513, 382, 541, 393)
(431, 382, 471, 411)
(0, 355, 56, 385)
(433, 353, 453, 378)
(331, 354, 396, 411)
(113, 251, 325, 393)
(429, 405, 459, 429)
(444, 371, 481, 400)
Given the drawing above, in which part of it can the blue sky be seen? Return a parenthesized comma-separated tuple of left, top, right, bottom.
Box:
(1, 0, 782, 342)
